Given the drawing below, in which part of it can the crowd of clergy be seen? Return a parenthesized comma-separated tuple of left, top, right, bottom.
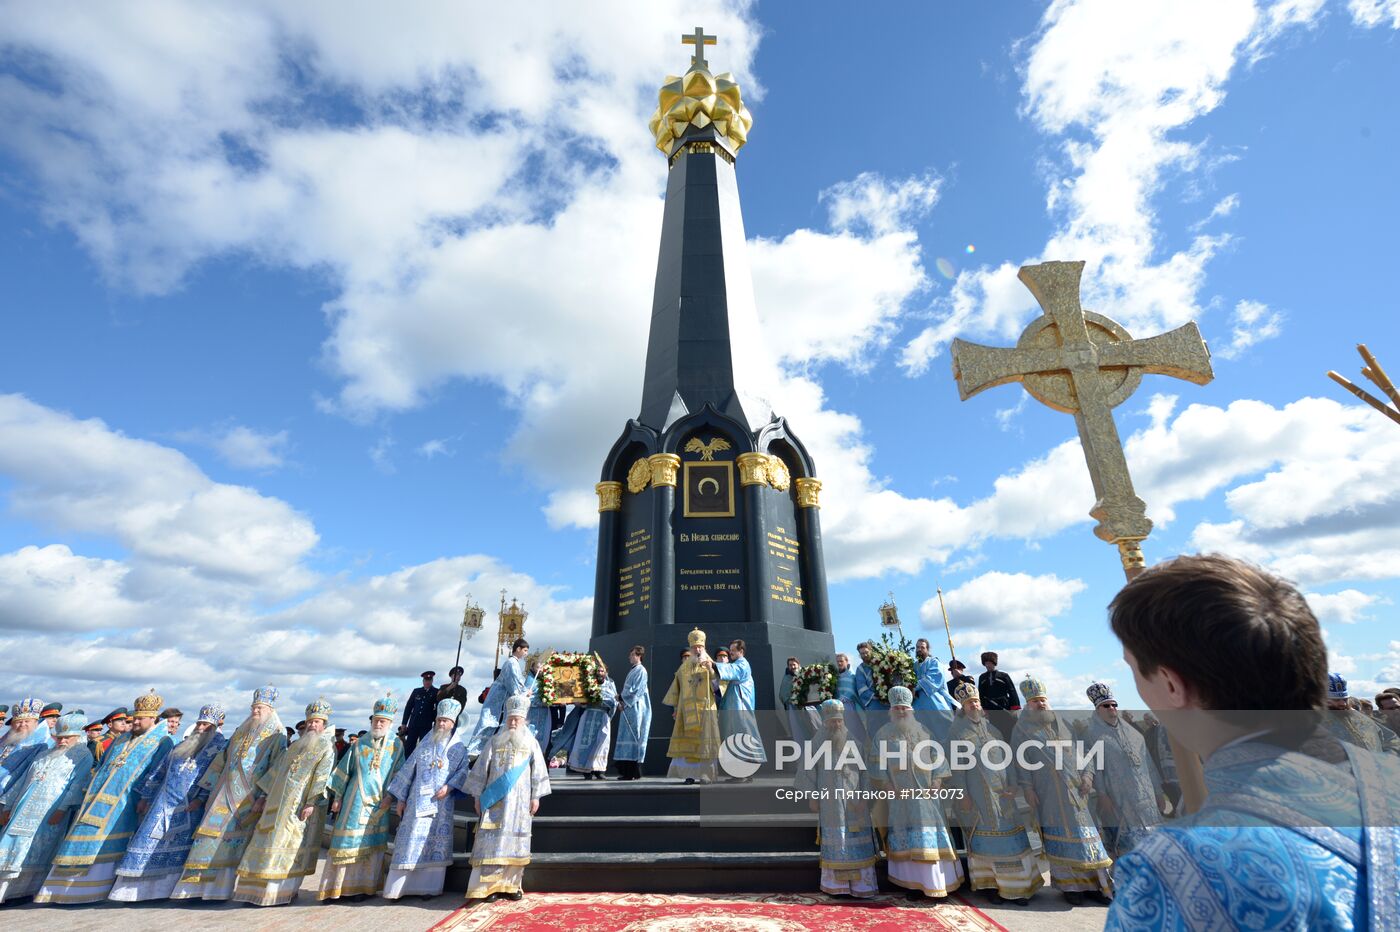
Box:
(3, 556, 1399, 924)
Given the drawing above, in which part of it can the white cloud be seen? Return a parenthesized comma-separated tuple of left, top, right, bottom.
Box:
(0, 394, 317, 594)
(178, 424, 291, 470)
(1185, 397, 1400, 584)
(1349, 0, 1400, 29)
(1215, 299, 1284, 359)
(819, 172, 942, 238)
(924, 571, 1087, 644)
(0, 395, 591, 723)
(1307, 589, 1386, 625)
(0, 545, 143, 632)
(369, 436, 395, 474)
(899, 0, 1327, 374)
(417, 438, 451, 459)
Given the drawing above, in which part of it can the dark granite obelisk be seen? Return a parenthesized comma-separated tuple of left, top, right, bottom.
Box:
(588, 35, 835, 771)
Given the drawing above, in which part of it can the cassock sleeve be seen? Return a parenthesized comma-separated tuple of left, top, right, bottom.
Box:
(387, 744, 418, 801)
(329, 745, 355, 801)
(198, 744, 229, 792)
(1101, 848, 1171, 931)
(136, 753, 172, 800)
(304, 743, 334, 806)
(59, 752, 96, 809)
(662, 671, 680, 708)
(456, 747, 492, 798)
(530, 738, 552, 801)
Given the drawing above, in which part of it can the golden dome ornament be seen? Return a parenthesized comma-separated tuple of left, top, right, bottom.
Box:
(647, 27, 753, 159)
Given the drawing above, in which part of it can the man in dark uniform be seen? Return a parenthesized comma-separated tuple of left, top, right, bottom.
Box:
(400, 669, 438, 754)
(436, 666, 469, 727)
(977, 651, 1021, 739)
(946, 659, 976, 701)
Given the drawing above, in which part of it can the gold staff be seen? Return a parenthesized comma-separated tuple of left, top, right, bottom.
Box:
(936, 586, 956, 663)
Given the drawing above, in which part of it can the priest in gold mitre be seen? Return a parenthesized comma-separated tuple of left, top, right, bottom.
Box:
(35, 690, 174, 903)
(232, 698, 337, 906)
(663, 628, 721, 784)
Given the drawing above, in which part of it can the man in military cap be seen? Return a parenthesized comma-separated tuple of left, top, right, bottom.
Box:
(400, 670, 438, 755)
(99, 709, 131, 757)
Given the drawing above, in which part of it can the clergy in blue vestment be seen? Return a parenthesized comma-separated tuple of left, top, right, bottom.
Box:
(0, 712, 94, 903)
(1083, 683, 1164, 859)
(912, 638, 956, 746)
(36, 689, 174, 903)
(1012, 677, 1113, 905)
(614, 646, 651, 780)
(109, 704, 228, 901)
(715, 639, 767, 776)
(834, 653, 870, 752)
(0, 699, 49, 801)
(383, 698, 470, 899)
(871, 686, 963, 899)
(456, 693, 551, 902)
(1323, 673, 1400, 756)
(319, 693, 405, 900)
(566, 659, 618, 779)
(1104, 554, 1400, 931)
(465, 639, 530, 759)
(796, 699, 879, 898)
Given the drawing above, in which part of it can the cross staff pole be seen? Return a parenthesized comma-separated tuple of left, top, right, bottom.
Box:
(936, 586, 956, 663)
(951, 260, 1210, 814)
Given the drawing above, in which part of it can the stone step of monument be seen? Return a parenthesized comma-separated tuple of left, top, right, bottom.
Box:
(486, 774, 793, 818)
(446, 850, 822, 894)
(452, 812, 817, 855)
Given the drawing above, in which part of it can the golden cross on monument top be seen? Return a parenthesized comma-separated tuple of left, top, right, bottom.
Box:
(951, 260, 1214, 575)
(682, 26, 717, 68)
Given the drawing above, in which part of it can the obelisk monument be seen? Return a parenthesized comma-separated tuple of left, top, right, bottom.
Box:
(588, 30, 836, 769)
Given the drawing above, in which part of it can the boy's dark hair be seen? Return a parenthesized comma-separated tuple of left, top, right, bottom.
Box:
(631, 645, 646, 660)
(980, 651, 998, 665)
(1108, 554, 1327, 712)
(512, 638, 529, 652)
(729, 639, 746, 653)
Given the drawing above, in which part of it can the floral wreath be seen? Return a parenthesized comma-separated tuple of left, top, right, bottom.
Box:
(868, 632, 917, 704)
(536, 650, 606, 706)
(790, 661, 839, 707)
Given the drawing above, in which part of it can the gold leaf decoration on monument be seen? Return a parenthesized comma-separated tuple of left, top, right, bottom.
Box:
(626, 458, 652, 494)
(765, 454, 791, 491)
(647, 32, 753, 156)
(684, 436, 731, 461)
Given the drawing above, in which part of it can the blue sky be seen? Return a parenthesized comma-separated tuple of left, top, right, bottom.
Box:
(2, 1, 1398, 726)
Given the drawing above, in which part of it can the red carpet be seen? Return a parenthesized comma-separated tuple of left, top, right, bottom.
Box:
(430, 891, 1008, 931)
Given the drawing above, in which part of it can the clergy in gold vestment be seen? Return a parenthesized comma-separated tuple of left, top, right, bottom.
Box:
(232, 699, 336, 906)
(663, 628, 720, 784)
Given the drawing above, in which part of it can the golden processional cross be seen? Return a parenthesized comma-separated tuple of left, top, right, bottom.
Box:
(951, 260, 1215, 814)
(952, 260, 1215, 574)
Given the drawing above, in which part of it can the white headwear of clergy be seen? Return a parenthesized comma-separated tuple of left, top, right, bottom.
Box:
(888, 686, 914, 709)
(505, 693, 530, 720)
(819, 698, 845, 722)
(435, 697, 462, 721)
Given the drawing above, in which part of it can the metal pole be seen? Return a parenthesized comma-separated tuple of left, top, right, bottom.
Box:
(936, 586, 956, 662)
(455, 625, 465, 670)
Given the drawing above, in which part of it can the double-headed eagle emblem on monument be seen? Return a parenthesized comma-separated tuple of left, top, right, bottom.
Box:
(684, 437, 731, 461)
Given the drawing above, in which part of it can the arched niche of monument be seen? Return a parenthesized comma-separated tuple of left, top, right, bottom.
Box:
(663, 405, 754, 625)
(600, 421, 659, 634)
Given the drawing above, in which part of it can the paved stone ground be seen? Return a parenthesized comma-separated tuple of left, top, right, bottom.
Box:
(0, 862, 1107, 932)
